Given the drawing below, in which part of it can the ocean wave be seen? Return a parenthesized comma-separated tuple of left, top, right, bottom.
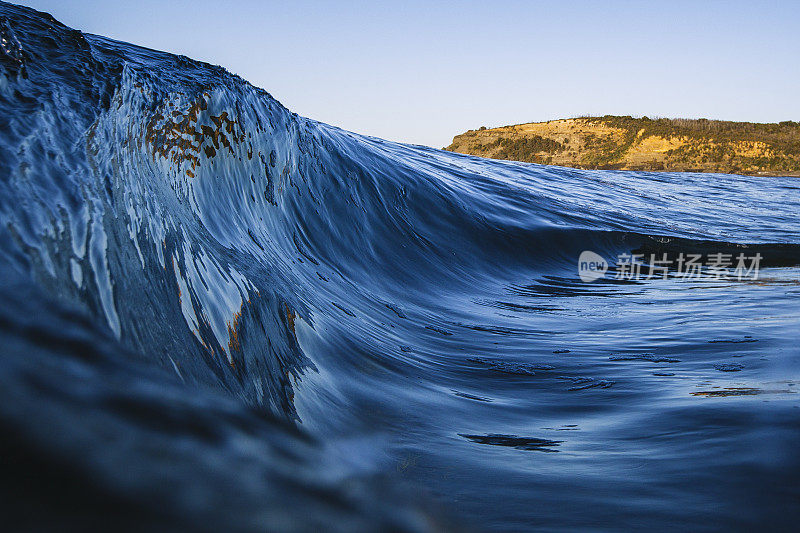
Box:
(1, 2, 799, 530)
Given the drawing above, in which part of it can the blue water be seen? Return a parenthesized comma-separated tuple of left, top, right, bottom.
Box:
(1, 3, 799, 530)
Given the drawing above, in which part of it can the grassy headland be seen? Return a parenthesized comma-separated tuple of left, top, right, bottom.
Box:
(445, 116, 800, 176)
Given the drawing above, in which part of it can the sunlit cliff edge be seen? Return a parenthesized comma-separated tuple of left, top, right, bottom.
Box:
(446, 116, 800, 176)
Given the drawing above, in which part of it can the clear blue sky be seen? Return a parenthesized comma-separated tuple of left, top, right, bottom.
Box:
(16, 0, 800, 148)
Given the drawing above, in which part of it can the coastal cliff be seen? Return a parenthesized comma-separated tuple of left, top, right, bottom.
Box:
(446, 116, 800, 176)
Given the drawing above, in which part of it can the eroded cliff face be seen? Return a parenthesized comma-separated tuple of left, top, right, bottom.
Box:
(446, 116, 800, 176)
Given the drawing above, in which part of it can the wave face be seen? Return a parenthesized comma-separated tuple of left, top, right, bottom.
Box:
(1, 3, 799, 531)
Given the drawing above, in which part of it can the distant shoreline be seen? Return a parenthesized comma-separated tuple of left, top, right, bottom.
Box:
(446, 116, 800, 177)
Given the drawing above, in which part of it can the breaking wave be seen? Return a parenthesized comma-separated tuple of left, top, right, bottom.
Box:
(1, 3, 799, 531)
